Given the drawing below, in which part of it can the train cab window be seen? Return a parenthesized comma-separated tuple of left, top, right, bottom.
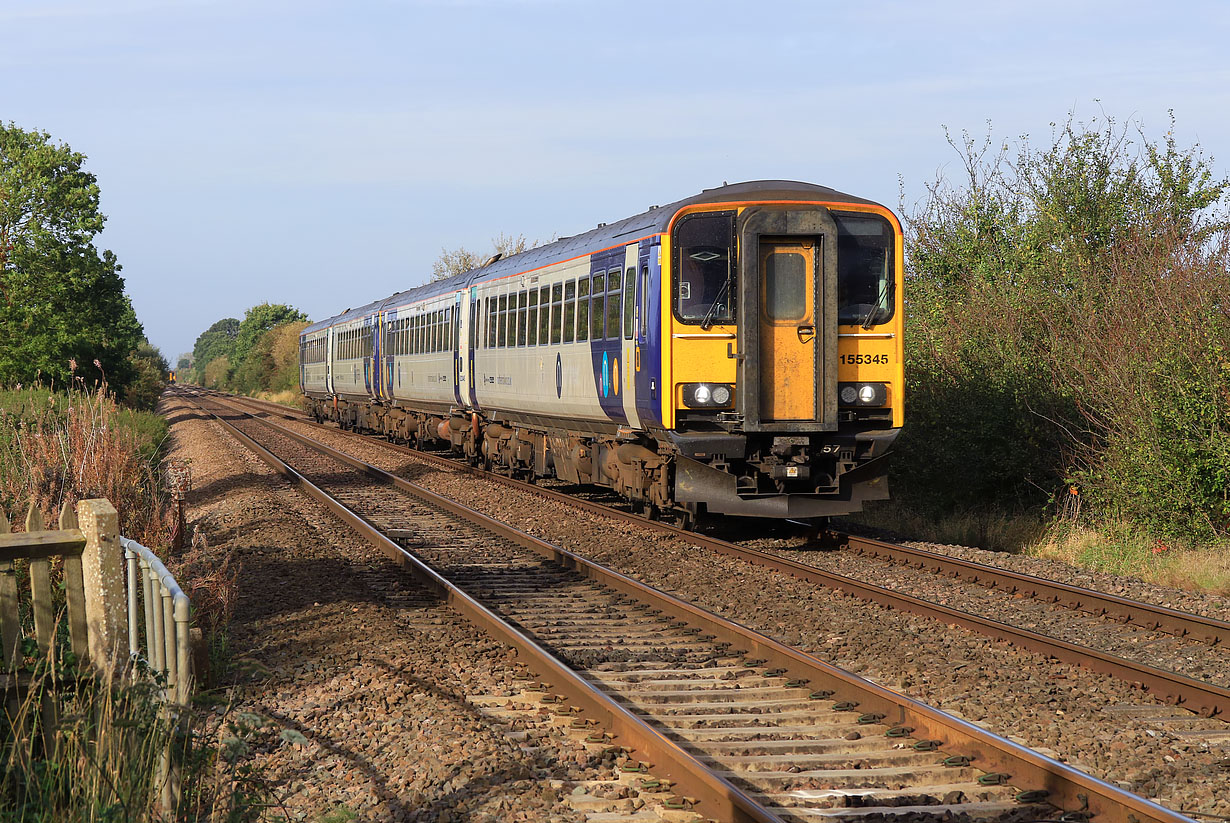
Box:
(576, 278, 589, 342)
(623, 267, 635, 339)
(591, 274, 605, 339)
(606, 271, 621, 340)
(527, 289, 539, 346)
(551, 283, 563, 344)
(563, 280, 576, 343)
(517, 291, 527, 346)
(673, 211, 736, 325)
(538, 286, 550, 343)
(834, 213, 895, 327)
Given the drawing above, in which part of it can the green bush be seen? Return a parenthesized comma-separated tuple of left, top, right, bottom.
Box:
(899, 111, 1230, 535)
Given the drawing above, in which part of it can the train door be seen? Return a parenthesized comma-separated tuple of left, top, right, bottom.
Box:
(365, 317, 376, 398)
(453, 293, 465, 406)
(758, 238, 816, 420)
(620, 244, 641, 428)
(383, 311, 396, 400)
(634, 240, 661, 426)
(325, 327, 335, 395)
(466, 286, 478, 407)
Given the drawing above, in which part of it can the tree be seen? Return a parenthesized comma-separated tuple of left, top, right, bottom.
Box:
(431, 232, 537, 282)
(125, 339, 169, 411)
(232, 303, 308, 371)
(0, 123, 143, 391)
(191, 318, 240, 382)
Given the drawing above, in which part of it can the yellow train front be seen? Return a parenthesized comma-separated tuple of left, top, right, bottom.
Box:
(652, 181, 904, 519)
(300, 181, 903, 524)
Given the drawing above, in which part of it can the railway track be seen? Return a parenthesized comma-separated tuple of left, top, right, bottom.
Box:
(181, 388, 1199, 823)
(208, 390, 1230, 721)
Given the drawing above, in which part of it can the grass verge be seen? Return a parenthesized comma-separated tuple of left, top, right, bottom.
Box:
(851, 501, 1230, 596)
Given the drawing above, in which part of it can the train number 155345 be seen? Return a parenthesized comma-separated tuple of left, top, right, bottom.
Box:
(840, 353, 891, 365)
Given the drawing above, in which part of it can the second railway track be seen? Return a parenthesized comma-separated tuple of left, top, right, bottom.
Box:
(209, 389, 1230, 721)
(182, 388, 1209, 823)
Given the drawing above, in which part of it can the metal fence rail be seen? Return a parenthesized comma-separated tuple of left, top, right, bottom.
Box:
(121, 536, 192, 704)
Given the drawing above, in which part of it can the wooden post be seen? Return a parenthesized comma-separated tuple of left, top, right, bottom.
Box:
(77, 499, 129, 671)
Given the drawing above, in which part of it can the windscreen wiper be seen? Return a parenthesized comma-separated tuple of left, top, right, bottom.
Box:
(700, 277, 732, 330)
(861, 280, 890, 330)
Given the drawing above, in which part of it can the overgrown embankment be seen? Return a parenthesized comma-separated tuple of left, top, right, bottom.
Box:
(185, 304, 308, 405)
(0, 386, 252, 820)
(881, 112, 1230, 591)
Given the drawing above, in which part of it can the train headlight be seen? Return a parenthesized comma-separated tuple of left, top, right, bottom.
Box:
(838, 382, 888, 407)
(682, 383, 735, 408)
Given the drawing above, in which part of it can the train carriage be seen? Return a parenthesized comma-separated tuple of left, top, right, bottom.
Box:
(301, 181, 904, 524)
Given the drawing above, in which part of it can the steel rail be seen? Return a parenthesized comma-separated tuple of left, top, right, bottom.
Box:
(202, 389, 1230, 719)
(181, 390, 1199, 823)
(841, 536, 1228, 647)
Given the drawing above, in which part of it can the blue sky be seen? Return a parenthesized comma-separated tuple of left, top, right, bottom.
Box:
(4, 0, 1229, 361)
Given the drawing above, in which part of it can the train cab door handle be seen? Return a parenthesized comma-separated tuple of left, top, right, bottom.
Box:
(797, 325, 816, 342)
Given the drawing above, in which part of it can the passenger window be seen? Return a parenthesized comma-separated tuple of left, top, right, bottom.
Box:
(517, 290, 527, 346)
(606, 271, 621, 340)
(624, 267, 635, 339)
(551, 283, 563, 344)
(497, 296, 508, 348)
(527, 289, 539, 346)
(487, 299, 497, 348)
(576, 277, 590, 342)
(563, 280, 576, 343)
(591, 274, 605, 340)
(538, 286, 550, 343)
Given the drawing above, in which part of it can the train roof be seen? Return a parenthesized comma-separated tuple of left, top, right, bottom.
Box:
(302, 180, 879, 336)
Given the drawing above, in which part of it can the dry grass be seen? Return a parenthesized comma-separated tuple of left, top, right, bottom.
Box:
(853, 502, 1230, 595)
(1, 655, 175, 822)
(252, 389, 303, 409)
(1029, 523, 1230, 595)
(0, 384, 173, 548)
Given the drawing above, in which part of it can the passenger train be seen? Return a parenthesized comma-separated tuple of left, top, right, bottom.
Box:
(300, 181, 904, 524)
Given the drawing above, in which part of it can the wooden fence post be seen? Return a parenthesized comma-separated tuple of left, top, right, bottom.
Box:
(77, 499, 129, 670)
